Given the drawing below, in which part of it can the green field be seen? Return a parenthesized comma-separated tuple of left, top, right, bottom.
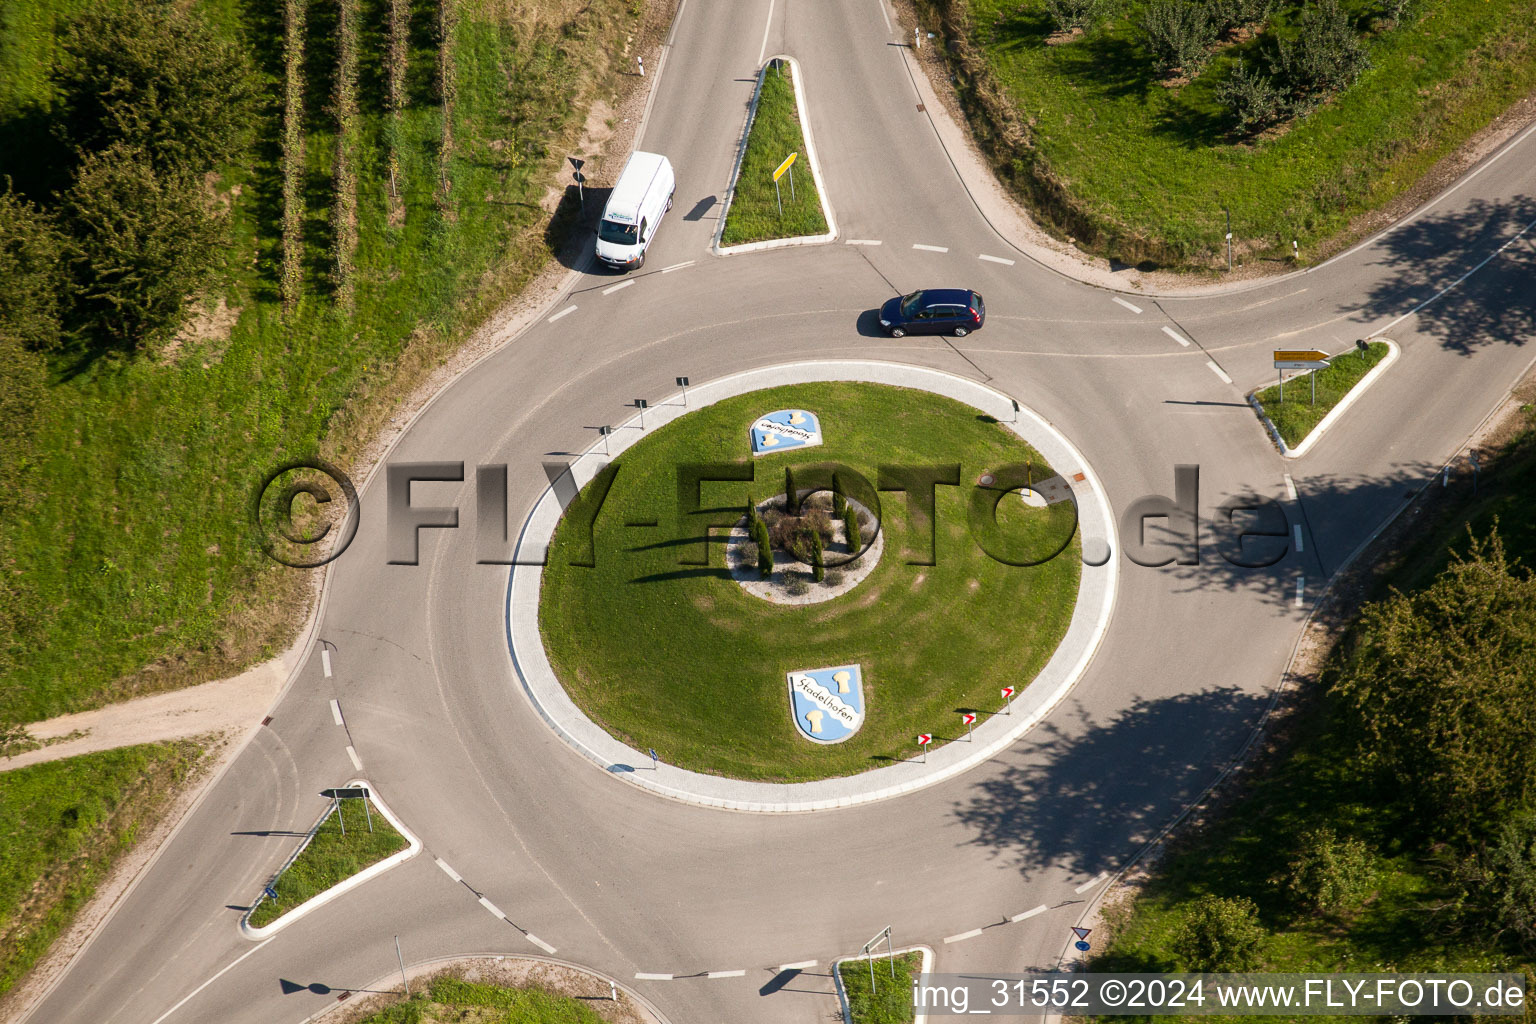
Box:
(539, 383, 1081, 781)
(720, 59, 829, 245)
(1088, 408, 1536, 1005)
(839, 951, 923, 1024)
(1253, 340, 1390, 447)
(349, 976, 610, 1024)
(248, 797, 406, 928)
(934, 0, 1536, 268)
(0, 0, 642, 724)
(0, 741, 203, 997)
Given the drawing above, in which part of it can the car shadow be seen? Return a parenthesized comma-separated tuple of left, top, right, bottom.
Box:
(855, 308, 889, 338)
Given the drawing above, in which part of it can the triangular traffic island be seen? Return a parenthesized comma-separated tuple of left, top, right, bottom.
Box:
(240, 780, 420, 939)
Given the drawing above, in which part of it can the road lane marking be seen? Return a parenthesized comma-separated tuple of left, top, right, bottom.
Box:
(874, 0, 892, 31)
(1074, 871, 1109, 894)
(477, 896, 507, 920)
(147, 940, 272, 1024)
(708, 969, 747, 978)
(1112, 297, 1143, 314)
(944, 928, 984, 943)
(1205, 360, 1233, 384)
(978, 253, 1015, 265)
(1161, 325, 1191, 347)
(526, 933, 557, 954)
(661, 260, 695, 272)
(547, 304, 577, 322)
(346, 745, 362, 770)
(1011, 904, 1048, 922)
(434, 858, 463, 883)
(913, 243, 949, 252)
(779, 959, 818, 971)
(757, 0, 775, 65)
(1293, 525, 1304, 552)
(321, 648, 333, 678)
(846, 239, 882, 246)
(635, 973, 674, 981)
(1295, 576, 1305, 608)
(602, 280, 635, 295)
(1284, 473, 1298, 500)
(329, 699, 343, 726)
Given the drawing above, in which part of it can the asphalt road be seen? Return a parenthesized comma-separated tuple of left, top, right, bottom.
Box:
(20, 0, 1536, 1022)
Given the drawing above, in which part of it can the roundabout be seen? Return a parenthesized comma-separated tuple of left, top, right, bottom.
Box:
(509, 361, 1117, 808)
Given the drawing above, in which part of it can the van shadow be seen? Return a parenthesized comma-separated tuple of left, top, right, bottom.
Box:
(545, 184, 614, 271)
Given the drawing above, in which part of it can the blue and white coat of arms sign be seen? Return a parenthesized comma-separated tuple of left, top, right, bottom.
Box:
(750, 409, 823, 456)
(787, 665, 865, 743)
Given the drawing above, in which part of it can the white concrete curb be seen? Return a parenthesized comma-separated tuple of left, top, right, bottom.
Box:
(239, 779, 421, 940)
(713, 55, 837, 255)
(833, 945, 934, 1024)
(505, 360, 1118, 813)
(1248, 338, 1400, 459)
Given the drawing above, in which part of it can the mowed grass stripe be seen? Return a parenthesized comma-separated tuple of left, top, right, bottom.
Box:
(539, 383, 1080, 783)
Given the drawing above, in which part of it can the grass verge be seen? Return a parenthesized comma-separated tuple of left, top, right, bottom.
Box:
(247, 796, 405, 929)
(1087, 409, 1536, 1008)
(349, 976, 609, 1023)
(720, 59, 829, 246)
(539, 382, 1081, 782)
(839, 951, 924, 1024)
(1252, 341, 1390, 448)
(0, 741, 204, 998)
(921, 0, 1536, 269)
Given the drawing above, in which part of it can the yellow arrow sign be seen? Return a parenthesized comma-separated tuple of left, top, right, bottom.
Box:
(772, 152, 798, 182)
(1273, 349, 1330, 362)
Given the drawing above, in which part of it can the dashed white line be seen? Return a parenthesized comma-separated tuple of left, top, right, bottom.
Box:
(320, 648, 333, 678)
(1293, 525, 1304, 552)
(661, 260, 695, 272)
(1074, 871, 1109, 894)
(1011, 904, 1048, 923)
(434, 857, 463, 884)
(757, 0, 775, 65)
(346, 745, 362, 770)
(1205, 360, 1233, 384)
(526, 933, 557, 955)
(708, 970, 747, 978)
(635, 973, 674, 981)
(547, 304, 577, 322)
(602, 280, 635, 295)
(329, 699, 343, 726)
(912, 243, 949, 252)
(779, 959, 818, 971)
(944, 928, 985, 944)
(1112, 296, 1144, 314)
(978, 253, 1015, 265)
(1284, 473, 1298, 501)
(1295, 575, 1306, 609)
(846, 239, 882, 246)
(477, 896, 507, 920)
(1161, 325, 1192, 347)
(873, 0, 892, 32)
(146, 940, 273, 1024)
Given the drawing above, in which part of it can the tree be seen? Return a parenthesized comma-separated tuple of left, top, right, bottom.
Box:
(1275, 0, 1369, 105)
(62, 144, 222, 351)
(1044, 0, 1112, 34)
(1331, 528, 1536, 840)
(1140, 1, 1219, 78)
(811, 530, 825, 583)
(845, 505, 863, 556)
(1172, 894, 1267, 971)
(1217, 60, 1288, 134)
(0, 191, 67, 350)
(1279, 827, 1376, 913)
(753, 517, 774, 577)
(53, 3, 257, 173)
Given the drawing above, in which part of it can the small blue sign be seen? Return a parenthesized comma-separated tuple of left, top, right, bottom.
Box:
(264, 886, 279, 901)
(750, 410, 823, 456)
(1075, 941, 1091, 952)
(787, 665, 865, 743)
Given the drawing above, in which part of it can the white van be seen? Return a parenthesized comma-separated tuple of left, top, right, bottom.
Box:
(595, 151, 675, 271)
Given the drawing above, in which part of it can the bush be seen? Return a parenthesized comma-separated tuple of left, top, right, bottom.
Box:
(53, 4, 257, 173)
(1459, 810, 1536, 951)
(786, 576, 810, 596)
(62, 144, 221, 351)
(0, 192, 67, 351)
(1218, 60, 1289, 133)
(1172, 894, 1267, 970)
(1276, 0, 1370, 104)
(1139, 1, 1219, 77)
(1279, 828, 1376, 913)
(1043, 0, 1112, 33)
(811, 530, 825, 583)
(1212, 0, 1277, 32)
(824, 569, 844, 587)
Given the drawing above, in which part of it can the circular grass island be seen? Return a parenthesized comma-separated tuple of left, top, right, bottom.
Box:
(538, 382, 1081, 782)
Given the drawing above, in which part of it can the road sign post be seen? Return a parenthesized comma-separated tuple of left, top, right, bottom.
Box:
(862, 925, 895, 992)
(396, 935, 409, 996)
(599, 424, 613, 456)
(264, 885, 279, 904)
(1273, 350, 1331, 406)
(962, 712, 976, 741)
(1001, 685, 1015, 715)
(676, 376, 690, 406)
(635, 398, 648, 430)
(772, 153, 798, 220)
(917, 733, 931, 763)
(648, 747, 658, 770)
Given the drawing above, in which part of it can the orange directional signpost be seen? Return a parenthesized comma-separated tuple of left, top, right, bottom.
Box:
(772, 151, 798, 217)
(1273, 349, 1331, 405)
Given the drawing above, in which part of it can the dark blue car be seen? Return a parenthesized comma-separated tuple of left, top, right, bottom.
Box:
(879, 288, 986, 338)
